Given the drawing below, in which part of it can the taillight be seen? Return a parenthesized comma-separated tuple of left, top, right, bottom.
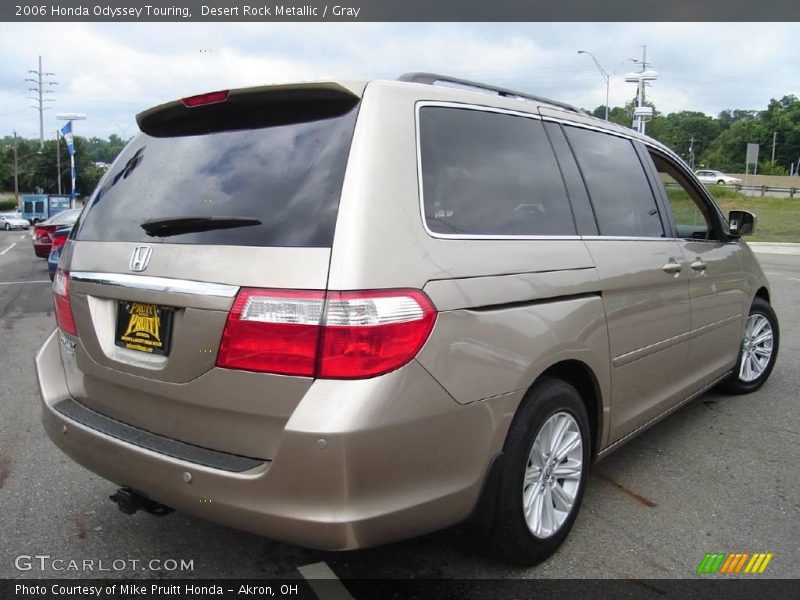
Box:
(35, 225, 54, 243)
(216, 289, 437, 379)
(318, 290, 437, 378)
(53, 268, 77, 336)
(217, 289, 324, 377)
(181, 90, 230, 107)
(51, 232, 69, 252)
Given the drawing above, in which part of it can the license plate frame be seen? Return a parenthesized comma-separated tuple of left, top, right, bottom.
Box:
(114, 301, 174, 356)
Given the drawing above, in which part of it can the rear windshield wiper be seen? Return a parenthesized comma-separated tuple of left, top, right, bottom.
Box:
(140, 216, 262, 237)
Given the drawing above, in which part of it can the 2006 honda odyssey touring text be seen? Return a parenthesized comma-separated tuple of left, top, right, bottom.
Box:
(36, 73, 779, 565)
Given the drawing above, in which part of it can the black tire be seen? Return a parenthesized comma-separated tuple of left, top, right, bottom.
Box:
(3, 223, 9, 231)
(487, 376, 591, 565)
(718, 297, 779, 395)
(717, 179, 725, 185)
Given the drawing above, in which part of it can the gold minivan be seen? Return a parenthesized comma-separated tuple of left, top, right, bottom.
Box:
(36, 73, 779, 565)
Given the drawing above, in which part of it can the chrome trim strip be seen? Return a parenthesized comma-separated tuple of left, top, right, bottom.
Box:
(70, 271, 239, 298)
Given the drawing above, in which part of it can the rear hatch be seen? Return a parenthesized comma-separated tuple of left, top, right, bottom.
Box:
(58, 83, 362, 460)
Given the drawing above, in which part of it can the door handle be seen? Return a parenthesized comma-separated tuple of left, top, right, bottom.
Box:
(691, 259, 707, 272)
(662, 260, 682, 274)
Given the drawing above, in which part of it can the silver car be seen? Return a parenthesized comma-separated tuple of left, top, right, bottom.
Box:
(695, 169, 742, 185)
(36, 73, 779, 565)
(0, 212, 30, 230)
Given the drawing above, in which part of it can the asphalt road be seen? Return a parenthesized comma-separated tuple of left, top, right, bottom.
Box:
(0, 229, 798, 584)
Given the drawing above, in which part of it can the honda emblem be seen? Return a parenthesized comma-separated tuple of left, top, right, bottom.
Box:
(129, 246, 153, 272)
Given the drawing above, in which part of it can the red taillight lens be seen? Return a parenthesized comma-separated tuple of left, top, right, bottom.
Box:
(53, 268, 77, 336)
(216, 288, 437, 379)
(216, 289, 325, 377)
(181, 90, 230, 107)
(35, 225, 56, 243)
(51, 232, 69, 252)
(318, 290, 437, 379)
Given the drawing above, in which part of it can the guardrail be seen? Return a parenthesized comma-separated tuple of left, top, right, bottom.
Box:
(703, 183, 799, 198)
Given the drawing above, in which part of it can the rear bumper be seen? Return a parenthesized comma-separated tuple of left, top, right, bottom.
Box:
(34, 242, 51, 257)
(36, 329, 513, 550)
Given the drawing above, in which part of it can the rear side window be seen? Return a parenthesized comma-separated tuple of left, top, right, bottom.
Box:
(75, 104, 359, 247)
(565, 127, 664, 238)
(419, 106, 575, 237)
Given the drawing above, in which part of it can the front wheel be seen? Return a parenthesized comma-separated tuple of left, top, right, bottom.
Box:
(4, 223, 9, 231)
(487, 377, 591, 565)
(717, 179, 726, 185)
(719, 298, 779, 395)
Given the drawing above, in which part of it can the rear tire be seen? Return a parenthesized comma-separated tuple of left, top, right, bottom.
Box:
(487, 377, 591, 565)
(718, 298, 779, 395)
(4, 223, 9, 231)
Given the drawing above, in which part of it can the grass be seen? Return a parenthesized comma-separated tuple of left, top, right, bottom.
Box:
(667, 185, 800, 243)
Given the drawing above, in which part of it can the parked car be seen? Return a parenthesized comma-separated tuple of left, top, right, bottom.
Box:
(0, 212, 30, 230)
(695, 169, 742, 185)
(36, 74, 779, 566)
(32, 208, 81, 258)
(47, 226, 73, 281)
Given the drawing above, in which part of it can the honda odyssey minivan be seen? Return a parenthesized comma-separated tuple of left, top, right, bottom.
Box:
(36, 73, 779, 565)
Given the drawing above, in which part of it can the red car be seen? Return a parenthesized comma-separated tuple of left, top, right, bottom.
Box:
(33, 209, 82, 258)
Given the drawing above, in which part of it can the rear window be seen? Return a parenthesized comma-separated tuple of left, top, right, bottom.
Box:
(49, 209, 81, 225)
(75, 103, 359, 247)
(419, 106, 575, 237)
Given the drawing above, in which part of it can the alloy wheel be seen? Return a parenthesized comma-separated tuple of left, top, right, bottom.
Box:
(522, 411, 583, 539)
(739, 313, 774, 382)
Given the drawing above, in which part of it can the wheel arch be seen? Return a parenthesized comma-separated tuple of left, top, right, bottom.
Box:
(538, 360, 603, 459)
(754, 286, 770, 304)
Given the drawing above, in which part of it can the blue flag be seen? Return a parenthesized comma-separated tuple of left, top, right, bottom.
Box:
(60, 121, 74, 156)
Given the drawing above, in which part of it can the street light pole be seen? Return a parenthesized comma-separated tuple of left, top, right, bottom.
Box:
(577, 50, 610, 121)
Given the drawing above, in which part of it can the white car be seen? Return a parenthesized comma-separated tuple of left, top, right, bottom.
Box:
(0, 212, 30, 231)
(695, 169, 742, 186)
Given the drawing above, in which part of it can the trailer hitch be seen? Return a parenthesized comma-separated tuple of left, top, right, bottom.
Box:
(109, 487, 174, 517)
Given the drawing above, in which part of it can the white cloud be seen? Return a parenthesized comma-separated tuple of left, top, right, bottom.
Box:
(1, 22, 798, 139)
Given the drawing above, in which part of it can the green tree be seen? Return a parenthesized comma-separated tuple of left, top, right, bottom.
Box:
(701, 118, 770, 172)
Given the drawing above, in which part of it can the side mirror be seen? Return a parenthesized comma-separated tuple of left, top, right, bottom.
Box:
(728, 210, 756, 237)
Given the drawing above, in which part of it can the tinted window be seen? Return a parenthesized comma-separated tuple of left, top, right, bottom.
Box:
(419, 107, 575, 236)
(75, 105, 359, 247)
(49, 209, 81, 225)
(565, 127, 663, 237)
(651, 153, 717, 240)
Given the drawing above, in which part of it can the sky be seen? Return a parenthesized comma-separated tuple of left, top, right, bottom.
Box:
(1, 22, 798, 140)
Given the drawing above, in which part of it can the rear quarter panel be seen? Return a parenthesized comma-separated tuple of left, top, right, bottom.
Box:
(328, 82, 611, 449)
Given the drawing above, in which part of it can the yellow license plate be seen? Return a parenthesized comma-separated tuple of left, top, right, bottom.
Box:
(114, 301, 174, 356)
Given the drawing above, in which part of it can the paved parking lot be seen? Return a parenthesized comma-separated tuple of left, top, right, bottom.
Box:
(0, 229, 798, 583)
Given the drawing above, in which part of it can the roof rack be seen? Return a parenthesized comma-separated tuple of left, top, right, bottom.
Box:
(398, 72, 583, 114)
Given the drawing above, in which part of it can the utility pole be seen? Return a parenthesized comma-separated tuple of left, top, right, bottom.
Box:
(12, 131, 19, 205)
(689, 135, 695, 170)
(625, 45, 657, 135)
(771, 131, 777, 164)
(637, 46, 647, 134)
(56, 128, 62, 194)
(26, 55, 58, 149)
